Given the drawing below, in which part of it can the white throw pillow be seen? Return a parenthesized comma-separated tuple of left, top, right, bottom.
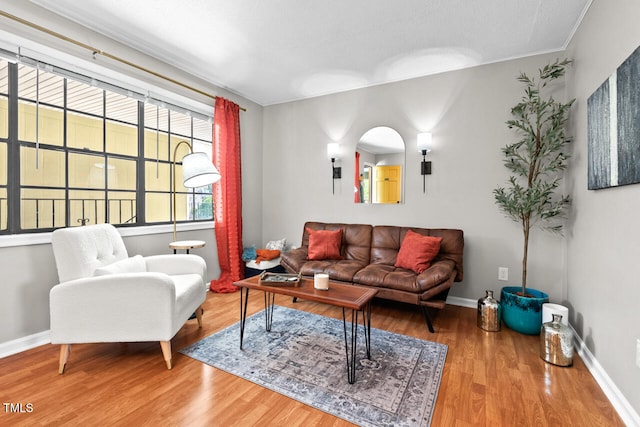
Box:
(265, 238, 286, 251)
(94, 255, 147, 276)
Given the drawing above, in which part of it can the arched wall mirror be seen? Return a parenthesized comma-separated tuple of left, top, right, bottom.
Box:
(355, 126, 405, 204)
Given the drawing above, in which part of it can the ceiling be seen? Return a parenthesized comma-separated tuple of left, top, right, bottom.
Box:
(29, 0, 591, 106)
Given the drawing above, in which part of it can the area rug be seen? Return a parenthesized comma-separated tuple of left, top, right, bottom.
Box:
(180, 306, 447, 426)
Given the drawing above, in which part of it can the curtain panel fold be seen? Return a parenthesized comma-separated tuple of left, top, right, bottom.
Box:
(210, 98, 243, 293)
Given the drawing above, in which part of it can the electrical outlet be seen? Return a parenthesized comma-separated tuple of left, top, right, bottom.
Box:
(498, 267, 509, 281)
(636, 339, 640, 368)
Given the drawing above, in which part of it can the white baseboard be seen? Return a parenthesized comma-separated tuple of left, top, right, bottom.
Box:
(446, 295, 476, 308)
(0, 330, 51, 359)
(447, 296, 640, 427)
(572, 330, 640, 427)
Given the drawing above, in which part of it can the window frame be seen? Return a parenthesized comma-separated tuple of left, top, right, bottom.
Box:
(0, 56, 215, 236)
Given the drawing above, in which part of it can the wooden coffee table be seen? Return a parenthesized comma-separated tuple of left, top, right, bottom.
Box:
(233, 275, 377, 384)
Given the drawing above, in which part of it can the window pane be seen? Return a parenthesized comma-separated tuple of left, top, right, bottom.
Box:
(21, 188, 65, 230)
(69, 189, 106, 226)
(108, 191, 136, 224)
(18, 101, 64, 145)
(67, 111, 103, 151)
(170, 110, 191, 138)
(144, 129, 169, 161)
(144, 103, 169, 132)
(193, 117, 211, 142)
(145, 161, 170, 191)
(0, 142, 6, 185)
(106, 91, 137, 124)
(190, 192, 213, 220)
(192, 140, 212, 159)
(18, 65, 64, 107)
(20, 146, 65, 187)
(0, 60, 7, 139)
(0, 60, 7, 94)
(174, 163, 186, 192)
(69, 152, 105, 189)
(145, 192, 169, 223)
(106, 120, 137, 156)
(0, 187, 6, 230)
(174, 192, 189, 221)
(170, 135, 191, 165)
(0, 95, 7, 139)
(67, 80, 103, 115)
(107, 157, 136, 190)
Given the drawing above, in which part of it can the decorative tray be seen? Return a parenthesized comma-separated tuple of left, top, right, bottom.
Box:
(258, 272, 302, 287)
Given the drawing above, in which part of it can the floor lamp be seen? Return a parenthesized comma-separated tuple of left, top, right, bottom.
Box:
(172, 140, 221, 243)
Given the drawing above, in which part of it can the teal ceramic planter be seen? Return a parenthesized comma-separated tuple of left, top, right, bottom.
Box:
(500, 286, 549, 335)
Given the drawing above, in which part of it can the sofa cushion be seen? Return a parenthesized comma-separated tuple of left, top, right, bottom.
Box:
(353, 260, 456, 294)
(307, 228, 343, 260)
(300, 259, 367, 283)
(395, 230, 442, 273)
(369, 226, 464, 282)
(298, 222, 372, 264)
(94, 255, 146, 276)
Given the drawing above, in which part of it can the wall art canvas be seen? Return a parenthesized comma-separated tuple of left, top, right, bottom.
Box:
(588, 45, 640, 190)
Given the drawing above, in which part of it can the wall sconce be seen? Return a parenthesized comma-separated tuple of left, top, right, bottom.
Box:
(327, 143, 341, 194)
(417, 132, 432, 193)
(172, 140, 221, 242)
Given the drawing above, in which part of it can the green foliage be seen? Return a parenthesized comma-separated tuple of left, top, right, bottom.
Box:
(493, 58, 575, 294)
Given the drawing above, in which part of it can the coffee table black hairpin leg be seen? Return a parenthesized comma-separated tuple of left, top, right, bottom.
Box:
(239, 287, 250, 349)
(342, 307, 359, 384)
(264, 292, 276, 331)
(363, 301, 372, 359)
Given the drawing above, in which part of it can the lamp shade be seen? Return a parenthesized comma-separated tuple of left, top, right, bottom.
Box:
(417, 132, 432, 153)
(327, 142, 340, 160)
(182, 152, 221, 188)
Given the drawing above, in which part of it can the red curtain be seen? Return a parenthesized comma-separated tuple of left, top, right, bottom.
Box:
(354, 151, 360, 203)
(210, 98, 243, 293)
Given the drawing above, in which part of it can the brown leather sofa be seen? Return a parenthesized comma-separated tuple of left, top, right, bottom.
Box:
(280, 221, 464, 332)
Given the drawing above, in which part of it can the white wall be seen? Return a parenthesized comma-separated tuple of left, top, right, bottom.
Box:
(263, 53, 567, 303)
(564, 0, 640, 416)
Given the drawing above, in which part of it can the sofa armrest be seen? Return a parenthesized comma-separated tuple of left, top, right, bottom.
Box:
(416, 259, 457, 290)
(144, 254, 207, 281)
(280, 247, 308, 273)
(50, 272, 178, 343)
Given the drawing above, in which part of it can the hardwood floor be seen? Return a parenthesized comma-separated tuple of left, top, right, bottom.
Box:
(0, 290, 624, 426)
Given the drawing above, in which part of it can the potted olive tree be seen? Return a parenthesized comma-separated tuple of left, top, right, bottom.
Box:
(493, 59, 574, 334)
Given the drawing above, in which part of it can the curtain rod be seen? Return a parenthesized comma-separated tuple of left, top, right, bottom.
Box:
(0, 9, 247, 112)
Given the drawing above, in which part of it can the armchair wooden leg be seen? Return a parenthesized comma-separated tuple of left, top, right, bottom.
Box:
(195, 306, 203, 328)
(58, 344, 71, 374)
(160, 341, 172, 369)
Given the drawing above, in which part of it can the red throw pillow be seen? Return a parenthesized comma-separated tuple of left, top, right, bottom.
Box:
(307, 228, 343, 260)
(394, 230, 442, 273)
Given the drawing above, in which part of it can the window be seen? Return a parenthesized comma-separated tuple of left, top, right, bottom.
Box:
(143, 104, 213, 225)
(0, 56, 213, 234)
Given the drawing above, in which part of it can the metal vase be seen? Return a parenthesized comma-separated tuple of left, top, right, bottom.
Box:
(477, 290, 501, 332)
(540, 314, 574, 366)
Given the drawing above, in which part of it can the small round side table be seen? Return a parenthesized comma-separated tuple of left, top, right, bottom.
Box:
(169, 240, 206, 254)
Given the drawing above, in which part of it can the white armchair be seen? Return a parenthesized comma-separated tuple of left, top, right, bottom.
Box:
(50, 223, 207, 373)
